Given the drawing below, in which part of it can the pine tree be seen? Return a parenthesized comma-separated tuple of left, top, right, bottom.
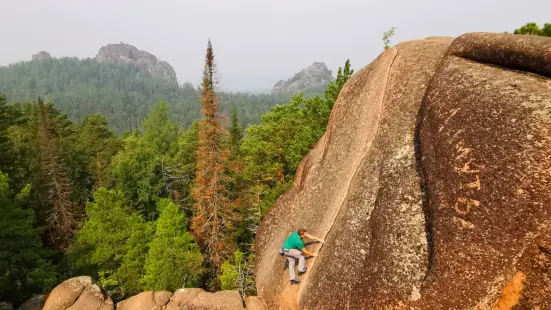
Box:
(141, 198, 203, 291)
(0, 94, 22, 175)
(35, 99, 77, 250)
(165, 122, 200, 208)
(229, 107, 244, 152)
(324, 59, 354, 109)
(0, 171, 56, 305)
(74, 114, 121, 189)
(192, 40, 237, 285)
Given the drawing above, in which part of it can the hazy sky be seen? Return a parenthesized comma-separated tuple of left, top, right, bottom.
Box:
(1, 0, 550, 91)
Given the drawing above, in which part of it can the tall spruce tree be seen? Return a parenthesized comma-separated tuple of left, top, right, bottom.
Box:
(229, 107, 244, 152)
(192, 40, 237, 287)
(34, 99, 77, 250)
(0, 94, 22, 175)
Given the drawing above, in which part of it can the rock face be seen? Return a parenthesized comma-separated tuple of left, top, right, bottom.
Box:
(256, 36, 453, 309)
(95, 43, 178, 85)
(272, 62, 334, 94)
(42, 276, 113, 310)
(416, 32, 551, 309)
(255, 33, 551, 309)
(32, 51, 52, 61)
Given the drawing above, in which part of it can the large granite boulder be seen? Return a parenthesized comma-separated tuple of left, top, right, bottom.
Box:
(42, 276, 113, 310)
(415, 32, 551, 309)
(255, 33, 551, 309)
(116, 291, 173, 310)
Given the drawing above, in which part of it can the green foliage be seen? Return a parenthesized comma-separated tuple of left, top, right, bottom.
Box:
(220, 251, 256, 298)
(0, 171, 56, 305)
(0, 52, 353, 297)
(109, 102, 179, 216)
(241, 60, 354, 217)
(169, 122, 200, 208)
(141, 199, 203, 291)
(220, 261, 239, 290)
(110, 134, 164, 216)
(0, 94, 22, 175)
(69, 188, 152, 297)
(242, 94, 314, 184)
(74, 113, 121, 189)
(383, 27, 396, 49)
(514, 22, 551, 36)
(325, 59, 353, 109)
(141, 101, 178, 156)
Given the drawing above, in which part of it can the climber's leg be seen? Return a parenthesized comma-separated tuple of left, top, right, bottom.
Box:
(286, 254, 296, 280)
(285, 249, 304, 280)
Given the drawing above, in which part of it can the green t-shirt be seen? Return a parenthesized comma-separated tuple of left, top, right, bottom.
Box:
(283, 231, 305, 250)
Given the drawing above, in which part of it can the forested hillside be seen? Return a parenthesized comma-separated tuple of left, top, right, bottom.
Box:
(0, 37, 353, 305)
(0, 57, 294, 133)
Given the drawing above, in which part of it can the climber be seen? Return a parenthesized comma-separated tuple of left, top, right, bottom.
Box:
(280, 228, 324, 284)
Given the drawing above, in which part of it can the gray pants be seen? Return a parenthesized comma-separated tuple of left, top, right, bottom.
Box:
(284, 249, 305, 280)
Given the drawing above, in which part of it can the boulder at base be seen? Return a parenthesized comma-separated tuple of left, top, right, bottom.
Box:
(165, 288, 246, 310)
(16, 295, 44, 310)
(116, 291, 173, 310)
(42, 276, 113, 310)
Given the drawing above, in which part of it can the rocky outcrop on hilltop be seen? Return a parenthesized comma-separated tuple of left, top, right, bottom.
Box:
(95, 43, 178, 85)
(32, 51, 52, 61)
(272, 62, 334, 94)
(24, 33, 551, 310)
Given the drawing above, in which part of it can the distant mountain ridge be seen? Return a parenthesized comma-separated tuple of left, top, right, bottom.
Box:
(0, 46, 294, 133)
(272, 62, 334, 94)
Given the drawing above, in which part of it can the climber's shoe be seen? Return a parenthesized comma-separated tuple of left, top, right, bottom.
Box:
(298, 267, 307, 275)
(290, 278, 300, 285)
